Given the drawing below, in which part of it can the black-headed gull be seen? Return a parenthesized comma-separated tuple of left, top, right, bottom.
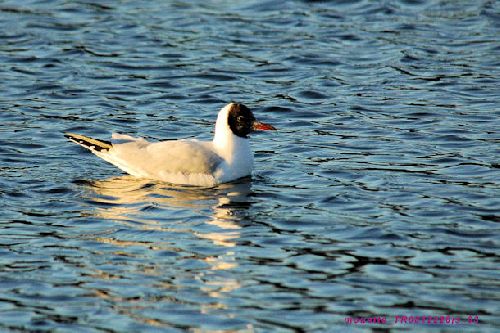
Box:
(65, 103, 276, 186)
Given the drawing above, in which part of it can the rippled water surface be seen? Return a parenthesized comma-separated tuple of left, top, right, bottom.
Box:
(1, 0, 499, 332)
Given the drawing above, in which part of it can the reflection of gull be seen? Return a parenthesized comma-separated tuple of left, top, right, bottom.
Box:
(197, 192, 251, 249)
(86, 175, 223, 209)
(84, 175, 243, 217)
(84, 175, 253, 248)
(81, 175, 255, 330)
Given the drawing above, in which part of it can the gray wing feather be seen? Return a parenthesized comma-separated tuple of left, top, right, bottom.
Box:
(111, 139, 223, 175)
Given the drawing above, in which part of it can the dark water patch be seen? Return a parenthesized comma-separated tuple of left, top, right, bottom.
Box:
(143, 80, 178, 89)
(100, 62, 175, 72)
(4, 191, 31, 198)
(5, 56, 39, 64)
(41, 187, 72, 194)
(190, 73, 237, 82)
(0, 7, 41, 15)
(26, 21, 88, 32)
(297, 90, 329, 100)
(20, 210, 57, 218)
(72, 45, 121, 58)
(9, 66, 40, 76)
(7, 142, 46, 149)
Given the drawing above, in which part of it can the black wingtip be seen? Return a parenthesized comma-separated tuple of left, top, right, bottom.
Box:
(64, 132, 112, 152)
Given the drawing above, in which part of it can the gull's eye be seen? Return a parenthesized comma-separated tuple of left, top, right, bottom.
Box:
(237, 116, 245, 122)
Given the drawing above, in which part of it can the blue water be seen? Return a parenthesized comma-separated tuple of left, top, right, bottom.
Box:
(1, 0, 499, 332)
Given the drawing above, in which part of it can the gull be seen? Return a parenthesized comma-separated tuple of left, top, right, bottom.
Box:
(65, 102, 276, 186)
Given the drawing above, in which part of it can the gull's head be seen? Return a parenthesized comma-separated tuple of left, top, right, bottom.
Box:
(217, 102, 276, 139)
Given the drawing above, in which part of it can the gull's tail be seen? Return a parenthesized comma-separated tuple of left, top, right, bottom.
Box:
(64, 132, 144, 177)
(64, 133, 113, 152)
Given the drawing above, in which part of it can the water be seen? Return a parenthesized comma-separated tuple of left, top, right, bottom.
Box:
(1, 0, 499, 332)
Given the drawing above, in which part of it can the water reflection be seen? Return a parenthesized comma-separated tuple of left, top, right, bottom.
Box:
(85, 175, 252, 226)
(80, 175, 254, 331)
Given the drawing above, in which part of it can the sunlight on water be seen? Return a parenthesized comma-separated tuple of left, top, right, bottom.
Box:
(0, 0, 498, 331)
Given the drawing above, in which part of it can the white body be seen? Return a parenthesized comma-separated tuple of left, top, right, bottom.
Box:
(93, 104, 254, 186)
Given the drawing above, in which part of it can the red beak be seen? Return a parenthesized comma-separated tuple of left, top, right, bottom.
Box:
(252, 120, 276, 131)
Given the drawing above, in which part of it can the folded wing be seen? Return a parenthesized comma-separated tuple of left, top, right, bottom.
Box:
(103, 138, 223, 179)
